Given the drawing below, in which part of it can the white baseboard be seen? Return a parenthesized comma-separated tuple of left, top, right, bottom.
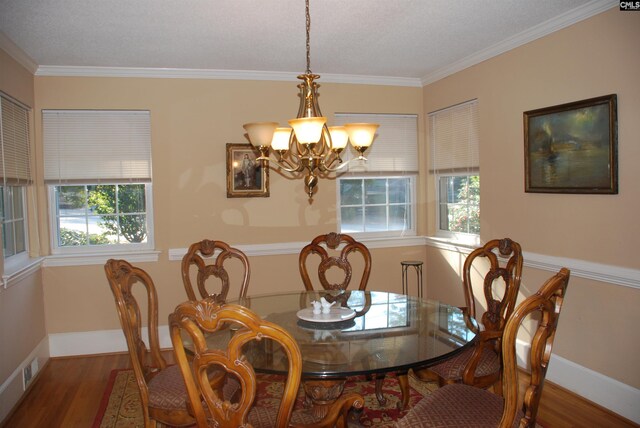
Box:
(46, 328, 639, 424)
(0, 337, 49, 423)
(546, 352, 640, 424)
(49, 326, 172, 357)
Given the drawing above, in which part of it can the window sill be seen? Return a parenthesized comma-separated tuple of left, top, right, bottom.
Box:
(44, 250, 160, 267)
(2, 257, 45, 290)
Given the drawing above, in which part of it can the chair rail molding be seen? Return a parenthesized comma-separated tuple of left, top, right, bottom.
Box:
(168, 237, 638, 289)
(424, 237, 639, 290)
(168, 236, 427, 260)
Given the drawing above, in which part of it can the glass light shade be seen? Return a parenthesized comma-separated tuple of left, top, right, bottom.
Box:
(328, 126, 349, 150)
(288, 117, 326, 145)
(271, 127, 292, 151)
(243, 122, 278, 147)
(344, 123, 379, 148)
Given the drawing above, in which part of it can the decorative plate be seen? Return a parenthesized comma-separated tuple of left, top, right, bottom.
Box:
(296, 307, 356, 323)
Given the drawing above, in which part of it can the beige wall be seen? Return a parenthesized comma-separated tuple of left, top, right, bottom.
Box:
(33, 77, 425, 333)
(0, 48, 34, 105)
(423, 9, 640, 388)
(0, 47, 47, 422)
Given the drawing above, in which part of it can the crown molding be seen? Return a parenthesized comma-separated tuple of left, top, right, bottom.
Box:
(0, 31, 38, 74)
(34, 65, 422, 87)
(420, 0, 618, 86)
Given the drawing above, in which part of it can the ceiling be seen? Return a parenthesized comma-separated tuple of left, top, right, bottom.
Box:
(0, 0, 615, 86)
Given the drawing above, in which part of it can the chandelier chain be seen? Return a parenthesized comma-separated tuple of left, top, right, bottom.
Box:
(305, 0, 311, 74)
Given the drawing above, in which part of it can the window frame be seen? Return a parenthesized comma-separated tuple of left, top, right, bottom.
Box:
(337, 174, 417, 239)
(47, 182, 155, 255)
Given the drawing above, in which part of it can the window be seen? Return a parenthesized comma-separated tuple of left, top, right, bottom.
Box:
(0, 93, 32, 263)
(1, 186, 27, 258)
(437, 174, 479, 235)
(52, 184, 150, 248)
(336, 114, 418, 237)
(339, 176, 414, 234)
(430, 100, 479, 241)
(43, 110, 153, 253)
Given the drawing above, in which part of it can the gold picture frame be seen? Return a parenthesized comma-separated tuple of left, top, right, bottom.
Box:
(226, 143, 269, 198)
(524, 94, 618, 194)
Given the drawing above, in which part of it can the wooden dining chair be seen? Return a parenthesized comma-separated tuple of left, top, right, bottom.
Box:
(169, 298, 364, 428)
(298, 233, 391, 405)
(395, 267, 570, 428)
(395, 238, 523, 410)
(104, 259, 195, 428)
(181, 239, 250, 302)
(299, 232, 371, 292)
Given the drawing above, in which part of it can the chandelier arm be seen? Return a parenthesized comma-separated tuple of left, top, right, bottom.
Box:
(257, 155, 305, 173)
(319, 155, 368, 173)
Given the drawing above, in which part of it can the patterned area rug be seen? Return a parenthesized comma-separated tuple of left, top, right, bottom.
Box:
(92, 369, 144, 428)
(92, 369, 437, 427)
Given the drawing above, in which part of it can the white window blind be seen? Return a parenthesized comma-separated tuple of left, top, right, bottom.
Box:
(42, 110, 151, 183)
(334, 113, 418, 173)
(0, 94, 31, 185)
(430, 100, 479, 173)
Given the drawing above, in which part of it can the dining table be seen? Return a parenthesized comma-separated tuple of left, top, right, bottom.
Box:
(215, 289, 478, 417)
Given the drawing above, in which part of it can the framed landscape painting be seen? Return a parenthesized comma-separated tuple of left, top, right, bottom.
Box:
(226, 143, 269, 198)
(523, 94, 617, 194)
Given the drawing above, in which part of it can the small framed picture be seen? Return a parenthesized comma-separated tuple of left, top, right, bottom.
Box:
(226, 143, 269, 198)
(524, 94, 618, 194)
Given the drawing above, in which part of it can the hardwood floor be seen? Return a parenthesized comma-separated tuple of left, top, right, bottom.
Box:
(1, 352, 637, 428)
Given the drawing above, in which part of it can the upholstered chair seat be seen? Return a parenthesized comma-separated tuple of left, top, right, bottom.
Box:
(247, 404, 328, 427)
(429, 346, 500, 382)
(146, 364, 190, 410)
(395, 383, 522, 428)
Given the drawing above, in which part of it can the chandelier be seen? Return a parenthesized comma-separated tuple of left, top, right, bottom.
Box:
(242, 0, 379, 200)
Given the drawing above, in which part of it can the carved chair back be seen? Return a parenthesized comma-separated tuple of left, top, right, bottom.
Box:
(169, 300, 302, 427)
(499, 268, 570, 427)
(181, 239, 250, 302)
(463, 238, 524, 332)
(299, 232, 372, 291)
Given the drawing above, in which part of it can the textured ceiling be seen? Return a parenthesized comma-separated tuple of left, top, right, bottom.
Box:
(0, 0, 615, 84)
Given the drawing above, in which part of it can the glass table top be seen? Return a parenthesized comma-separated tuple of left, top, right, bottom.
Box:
(219, 290, 477, 378)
